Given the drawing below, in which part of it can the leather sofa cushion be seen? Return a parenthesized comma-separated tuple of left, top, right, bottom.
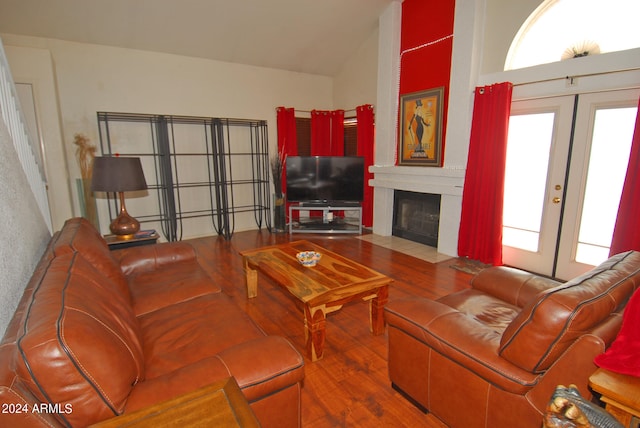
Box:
(438, 289, 521, 334)
(137, 293, 266, 379)
(116, 241, 202, 276)
(128, 265, 222, 316)
(499, 251, 640, 373)
(15, 253, 145, 427)
(115, 242, 222, 316)
(51, 218, 131, 301)
(130, 292, 305, 410)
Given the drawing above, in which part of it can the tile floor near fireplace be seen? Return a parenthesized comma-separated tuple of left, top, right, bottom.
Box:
(357, 234, 452, 264)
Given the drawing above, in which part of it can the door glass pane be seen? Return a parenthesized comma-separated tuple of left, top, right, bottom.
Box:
(503, 113, 555, 251)
(576, 107, 636, 264)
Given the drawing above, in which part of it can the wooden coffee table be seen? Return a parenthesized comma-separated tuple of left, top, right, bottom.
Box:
(240, 240, 392, 361)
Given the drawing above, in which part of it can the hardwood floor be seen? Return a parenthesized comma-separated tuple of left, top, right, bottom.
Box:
(187, 229, 474, 427)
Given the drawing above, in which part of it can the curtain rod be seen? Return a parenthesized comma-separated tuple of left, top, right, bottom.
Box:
(510, 66, 640, 87)
(289, 108, 358, 114)
(275, 107, 358, 115)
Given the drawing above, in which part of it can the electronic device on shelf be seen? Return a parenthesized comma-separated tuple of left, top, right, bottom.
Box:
(285, 156, 364, 205)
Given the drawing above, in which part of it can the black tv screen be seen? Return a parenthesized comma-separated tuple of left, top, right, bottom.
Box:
(286, 156, 364, 203)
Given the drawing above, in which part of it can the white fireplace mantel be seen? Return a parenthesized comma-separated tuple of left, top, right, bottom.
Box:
(369, 164, 464, 257)
(369, 165, 464, 197)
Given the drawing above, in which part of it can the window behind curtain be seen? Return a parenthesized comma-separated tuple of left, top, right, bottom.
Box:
(294, 117, 358, 156)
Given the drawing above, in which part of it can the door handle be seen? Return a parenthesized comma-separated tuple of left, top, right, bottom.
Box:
(553, 197, 561, 204)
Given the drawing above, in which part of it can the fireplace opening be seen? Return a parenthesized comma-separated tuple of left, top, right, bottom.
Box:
(392, 190, 441, 247)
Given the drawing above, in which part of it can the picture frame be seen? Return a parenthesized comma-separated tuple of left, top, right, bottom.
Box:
(398, 87, 444, 166)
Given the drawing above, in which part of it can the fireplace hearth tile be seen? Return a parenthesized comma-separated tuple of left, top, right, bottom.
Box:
(356, 235, 452, 264)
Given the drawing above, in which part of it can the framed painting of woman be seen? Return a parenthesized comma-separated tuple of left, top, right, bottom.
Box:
(398, 87, 444, 166)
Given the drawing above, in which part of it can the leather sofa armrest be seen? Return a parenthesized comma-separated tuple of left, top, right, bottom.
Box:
(127, 336, 304, 410)
(216, 336, 305, 403)
(385, 298, 537, 394)
(471, 266, 562, 307)
(114, 242, 198, 276)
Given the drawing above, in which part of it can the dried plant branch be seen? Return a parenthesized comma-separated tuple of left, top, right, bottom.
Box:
(271, 146, 287, 196)
(73, 133, 97, 179)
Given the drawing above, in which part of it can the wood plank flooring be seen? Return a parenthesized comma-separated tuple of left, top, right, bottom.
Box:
(187, 229, 474, 427)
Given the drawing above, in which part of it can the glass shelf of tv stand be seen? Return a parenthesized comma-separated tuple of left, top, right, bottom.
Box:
(289, 204, 362, 234)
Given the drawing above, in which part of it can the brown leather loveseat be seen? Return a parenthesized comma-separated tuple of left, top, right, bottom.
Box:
(385, 250, 640, 428)
(0, 217, 305, 427)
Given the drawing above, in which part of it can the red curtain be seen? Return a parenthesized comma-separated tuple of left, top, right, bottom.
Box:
(276, 107, 297, 151)
(357, 104, 375, 227)
(331, 110, 345, 156)
(310, 110, 345, 218)
(609, 96, 640, 256)
(276, 107, 298, 222)
(311, 110, 331, 155)
(311, 110, 344, 155)
(458, 82, 513, 266)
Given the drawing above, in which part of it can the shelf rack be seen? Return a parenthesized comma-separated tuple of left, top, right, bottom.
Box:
(289, 203, 362, 234)
(97, 112, 272, 240)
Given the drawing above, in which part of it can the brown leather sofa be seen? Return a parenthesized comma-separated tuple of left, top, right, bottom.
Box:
(385, 250, 640, 428)
(0, 218, 305, 427)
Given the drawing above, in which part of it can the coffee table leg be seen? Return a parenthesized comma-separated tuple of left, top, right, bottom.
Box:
(304, 305, 326, 361)
(370, 285, 389, 335)
(243, 258, 258, 298)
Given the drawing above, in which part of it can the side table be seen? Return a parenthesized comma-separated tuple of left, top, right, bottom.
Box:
(589, 368, 640, 428)
(90, 377, 259, 427)
(105, 230, 159, 250)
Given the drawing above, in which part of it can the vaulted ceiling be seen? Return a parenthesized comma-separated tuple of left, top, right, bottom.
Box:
(0, 0, 394, 76)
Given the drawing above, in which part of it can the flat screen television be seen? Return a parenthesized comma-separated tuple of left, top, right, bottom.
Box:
(286, 156, 364, 204)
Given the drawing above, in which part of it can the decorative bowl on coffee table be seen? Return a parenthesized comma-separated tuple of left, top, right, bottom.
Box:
(296, 251, 321, 267)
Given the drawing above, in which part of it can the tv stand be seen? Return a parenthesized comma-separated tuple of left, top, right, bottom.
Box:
(289, 203, 362, 234)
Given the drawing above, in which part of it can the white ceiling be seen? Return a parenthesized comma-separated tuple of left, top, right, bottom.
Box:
(0, 0, 394, 76)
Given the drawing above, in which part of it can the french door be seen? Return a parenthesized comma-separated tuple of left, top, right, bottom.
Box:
(502, 88, 639, 280)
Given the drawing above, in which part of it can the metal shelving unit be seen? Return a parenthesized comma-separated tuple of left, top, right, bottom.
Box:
(97, 112, 272, 240)
(289, 204, 362, 234)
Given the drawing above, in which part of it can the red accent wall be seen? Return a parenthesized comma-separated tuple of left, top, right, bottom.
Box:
(400, 0, 455, 164)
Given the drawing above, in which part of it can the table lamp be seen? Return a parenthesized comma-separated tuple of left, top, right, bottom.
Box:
(91, 156, 147, 240)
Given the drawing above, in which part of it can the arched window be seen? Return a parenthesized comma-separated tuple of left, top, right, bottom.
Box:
(505, 0, 640, 70)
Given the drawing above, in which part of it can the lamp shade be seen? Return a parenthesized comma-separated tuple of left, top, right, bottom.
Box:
(91, 156, 147, 192)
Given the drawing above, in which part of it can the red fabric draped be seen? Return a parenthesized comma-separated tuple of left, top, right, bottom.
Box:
(277, 106, 297, 155)
(311, 110, 344, 155)
(594, 286, 640, 376)
(310, 110, 345, 217)
(609, 97, 640, 256)
(276, 107, 298, 222)
(458, 82, 513, 266)
(331, 110, 345, 156)
(357, 104, 375, 227)
(311, 110, 332, 155)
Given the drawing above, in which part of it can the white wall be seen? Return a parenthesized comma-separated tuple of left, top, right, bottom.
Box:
(333, 26, 379, 110)
(1, 33, 335, 238)
(481, 0, 541, 74)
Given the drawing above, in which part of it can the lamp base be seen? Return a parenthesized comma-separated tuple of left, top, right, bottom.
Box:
(110, 212, 140, 240)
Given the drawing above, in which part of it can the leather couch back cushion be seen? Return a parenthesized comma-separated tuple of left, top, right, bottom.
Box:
(499, 251, 640, 373)
(15, 252, 145, 427)
(52, 218, 131, 301)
